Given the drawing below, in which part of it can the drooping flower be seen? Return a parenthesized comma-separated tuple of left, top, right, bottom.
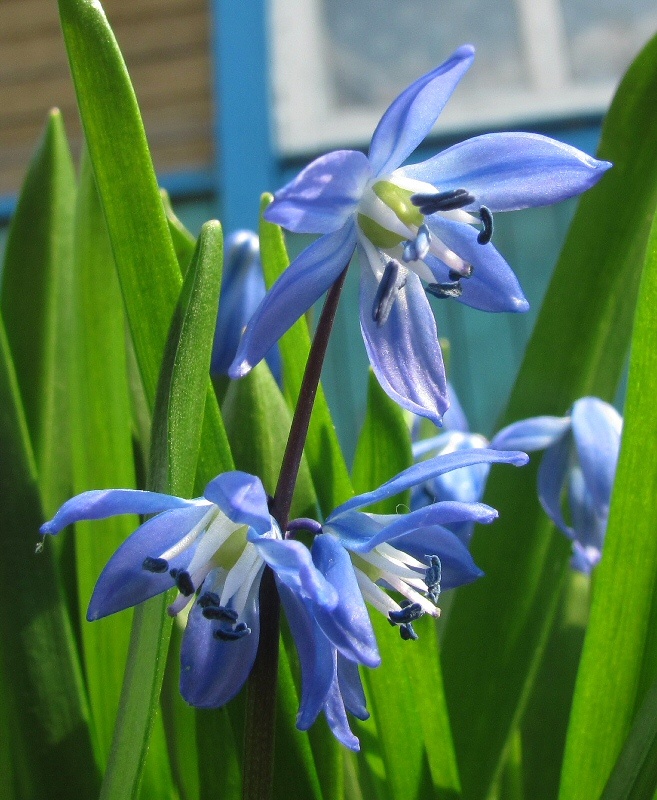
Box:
(491, 397, 622, 572)
(40, 471, 337, 708)
(211, 230, 281, 380)
(229, 45, 611, 425)
(281, 446, 529, 748)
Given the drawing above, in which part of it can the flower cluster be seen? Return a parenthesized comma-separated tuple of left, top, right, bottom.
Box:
(229, 45, 610, 425)
(41, 449, 527, 749)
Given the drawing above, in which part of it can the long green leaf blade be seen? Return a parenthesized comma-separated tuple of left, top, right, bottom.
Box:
(442, 32, 657, 800)
(0, 109, 76, 517)
(0, 317, 100, 798)
(559, 182, 657, 799)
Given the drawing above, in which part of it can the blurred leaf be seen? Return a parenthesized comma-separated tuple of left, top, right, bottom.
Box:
(0, 109, 76, 517)
(161, 189, 197, 274)
(70, 147, 137, 769)
(351, 372, 461, 799)
(100, 222, 225, 799)
(222, 360, 317, 519)
(443, 31, 657, 800)
(559, 163, 657, 798)
(259, 194, 353, 515)
(0, 317, 100, 798)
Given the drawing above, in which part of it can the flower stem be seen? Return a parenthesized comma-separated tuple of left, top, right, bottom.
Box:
(242, 265, 349, 800)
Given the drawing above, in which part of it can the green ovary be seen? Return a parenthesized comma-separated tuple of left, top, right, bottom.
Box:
(373, 180, 424, 228)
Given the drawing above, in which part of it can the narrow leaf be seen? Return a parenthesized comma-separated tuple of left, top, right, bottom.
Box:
(443, 32, 657, 800)
(161, 189, 197, 274)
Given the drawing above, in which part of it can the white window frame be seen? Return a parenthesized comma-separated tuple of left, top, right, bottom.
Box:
(270, 0, 617, 157)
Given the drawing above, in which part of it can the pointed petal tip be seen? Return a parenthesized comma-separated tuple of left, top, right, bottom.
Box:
(454, 43, 476, 60)
(227, 358, 252, 379)
(39, 521, 56, 536)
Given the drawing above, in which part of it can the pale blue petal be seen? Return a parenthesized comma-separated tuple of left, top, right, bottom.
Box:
(331, 448, 528, 517)
(368, 45, 475, 176)
(265, 151, 372, 233)
(490, 416, 572, 452)
(443, 382, 470, 431)
(424, 216, 529, 312)
(568, 465, 607, 554)
(40, 489, 201, 535)
(323, 672, 361, 751)
(87, 505, 210, 620)
(277, 582, 335, 730)
(180, 573, 262, 707)
(570, 541, 602, 574)
(252, 536, 338, 609)
(337, 656, 369, 720)
(571, 397, 622, 511)
(229, 222, 357, 378)
(388, 525, 484, 588)
(203, 471, 271, 535)
(537, 433, 573, 538)
(360, 255, 448, 425)
(312, 535, 380, 668)
(400, 132, 611, 211)
(412, 432, 453, 459)
(327, 501, 497, 552)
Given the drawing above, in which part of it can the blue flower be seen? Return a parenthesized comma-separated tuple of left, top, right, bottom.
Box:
(281, 446, 529, 748)
(40, 471, 337, 708)
(211, 230, 281, 380)
(229, 45, 611, 425)
(491, 397, 622, 572)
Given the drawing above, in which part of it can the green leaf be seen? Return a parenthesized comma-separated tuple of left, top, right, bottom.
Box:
(69, 147, 138, 769)
(161, 189, 197, 275)
(442, 31, 657, 800)
(100, 222, 226, 799)
(259, 195, 353, 515)
(559, 167, 657, 798)
(0, 317, 100, 798)
(0, 109, 76, 517)
(222, 360, 317, 519)
(351, 372, 462, 799)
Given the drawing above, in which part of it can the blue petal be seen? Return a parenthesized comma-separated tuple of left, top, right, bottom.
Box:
(327, 501, 497, 553)
(571, 397, 622, 512)
(337, 655, 369, 720)
(368, 45, 475, 177)
(490, 416, 572, 452)
(311, 535, 380, 668)
(570, 541, 602, 574)
(388, 525, 484, 589)
(568, 465, 607, 555)
(323, 671, 361, 751)
(252, 535, 338, 609)
(443, 382, 470, 432)
(40, 489, 200, 535)
(180, 573, 261, 707)
(87, 505, 210, 620)
(265, 151, 372, 234)
(331, 448, 528, 517)
(229, 222, 357, 378)
(537, 433, 573, 538)
(203, 472, 271, 535)
(400, 132, 611, 211)
(359, 247, 447, 425)
(424, 216, 529, 312)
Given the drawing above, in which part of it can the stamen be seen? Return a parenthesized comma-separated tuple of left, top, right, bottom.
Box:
(426, 281, 463, 299)
(425, 555, 442, 603)
(478, 206, 494, 244)
(142, 556, 169, 573)
(170, 568, 195, 597)
(372, 260, 406, 326)
(388, 602, 424, 624)
(402, 224, 431, 263)
(410, 188, 475, 215)
(400, 623, 419, 641)
(202, 605, 239, 622)
(158, 507, 215, 563)
(449, 264, 472, 280)
(213, 623, 252, 641)
(286, 518, 323, 537)
(198, 591, 221, 608)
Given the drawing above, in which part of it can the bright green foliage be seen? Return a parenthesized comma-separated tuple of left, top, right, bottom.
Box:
(559, 170, 657, 800)
(442, 31, 657, 800)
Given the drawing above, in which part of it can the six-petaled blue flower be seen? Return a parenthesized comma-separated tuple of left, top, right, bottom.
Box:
(229, 45, 611, 425)
(491, 397, 622, 572)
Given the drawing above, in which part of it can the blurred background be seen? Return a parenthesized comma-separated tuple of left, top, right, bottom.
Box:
(0, 0, 653, 455)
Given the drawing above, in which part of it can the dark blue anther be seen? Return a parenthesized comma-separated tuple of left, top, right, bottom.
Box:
(425, 555, 442, 603)
(410, 188, 475, 215)
(477, 206, 494, 244)
(286, 518, 323, 537)
(202, 605, 239, 622)
(142, 556, 169, 573)
(372, 260, 406, 326)
(213, 623, 252, 641)
(198, 591, 221, 608)
(449, 263, 473, 281)
(426, 281, 463, 299)
(400, 623, 419, 641)
(388, 602, 424, 624)
(170, 568, 194, 597)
